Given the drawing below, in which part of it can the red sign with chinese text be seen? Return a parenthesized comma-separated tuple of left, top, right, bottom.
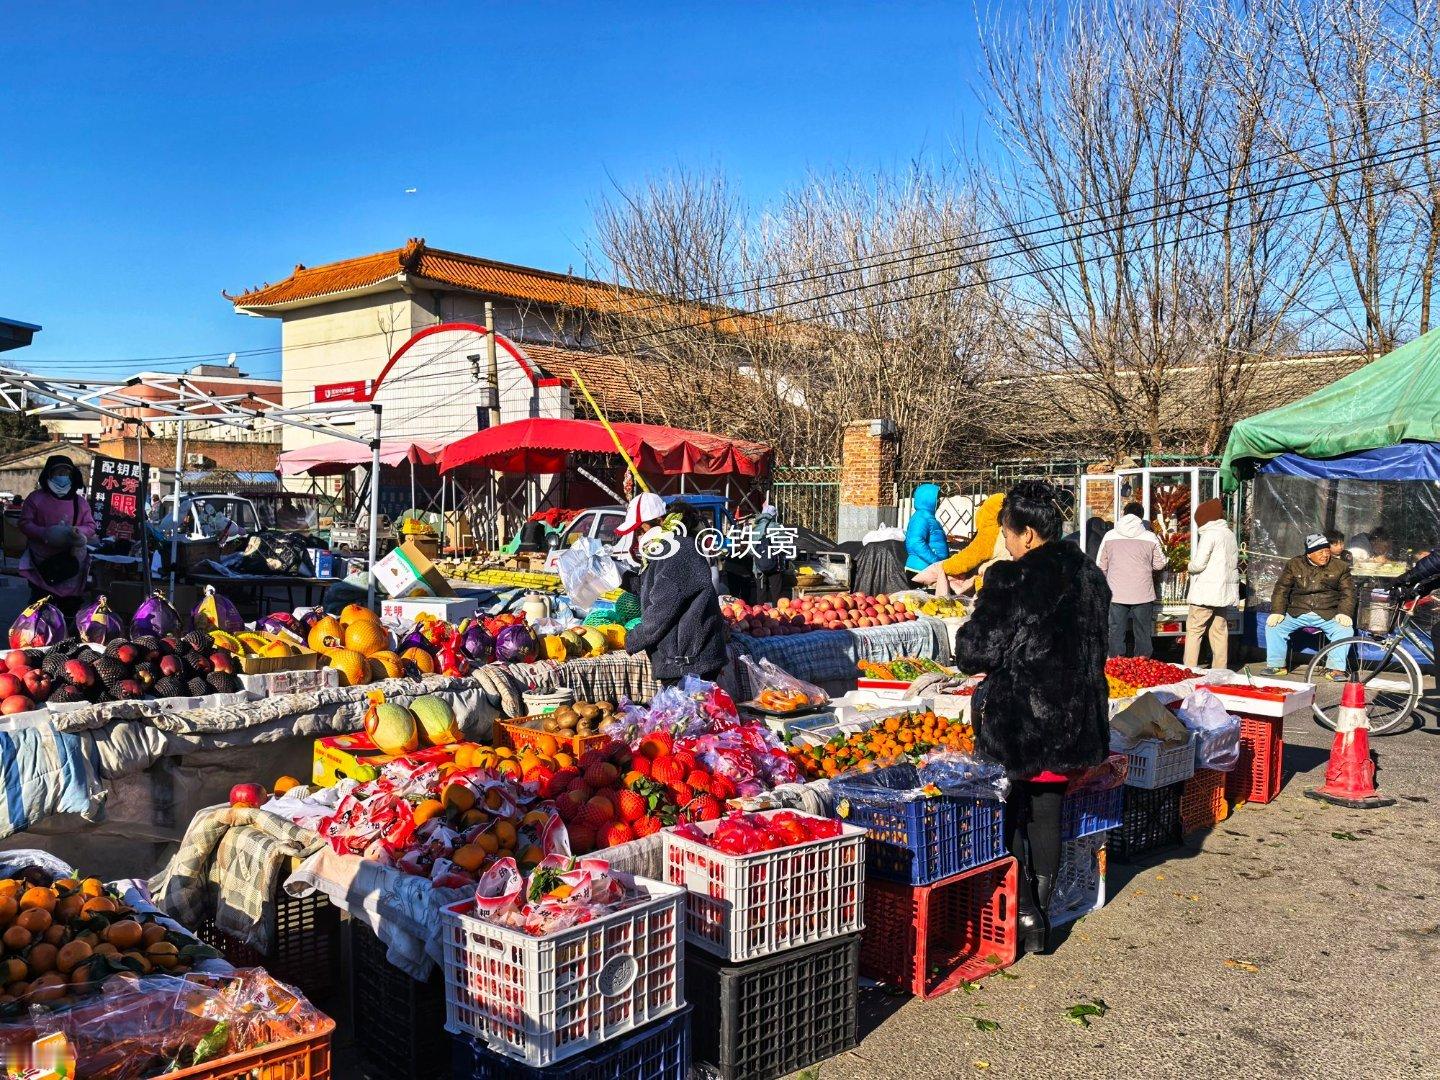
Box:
(314, 380, 369, 403)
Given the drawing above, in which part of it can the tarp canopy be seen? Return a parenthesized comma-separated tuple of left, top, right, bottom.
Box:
(438, 417, 772, 477)
(278, 438, 442, 477)
(1221, 327, 1440, 488)
(1257, 443, 1440, 481)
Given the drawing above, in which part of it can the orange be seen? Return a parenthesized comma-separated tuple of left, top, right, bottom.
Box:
(104, 920, 143, 950)
(2, 926, 31, 951)
(91, 943, 118, 959)
(25, 972, 65, 1002)
(53, 895, 83, 923)
(26, 943, 58, 978)
(0, 897, 16, 924)
(492, 820, 517, 850)
(141, 923, 169, 948)
(344, 619, 390, 656)
(483, 789, 507, 812)
(553, 752, 574, 769)
(56, 940, 91, 975)
(52, 879, 78, 895)
(0, 959, 26, 984)
(518, 845, 544, 866)
(327, 648, 370, 687)
(474, 831, 500, 856)
(412, 799, 446, 826)
(42, 924, 68, 946)
(18, 887, 55, 913)
(121, 950, 152, 975)
(492, 746, 514, 760)
(81, 896, 118, 916)
(273, 775, 301, 796)
(522, 809, 551, 830)
(451, 844, 486, 872)
(146, 941, 180, 969)
(460, 809, 487, 828)
(442, 783, 476, 813)
(0, 880, 17, 898)
(533, 733, 560, 758)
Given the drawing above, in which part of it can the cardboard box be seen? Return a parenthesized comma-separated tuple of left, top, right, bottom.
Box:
(379, 595, 479, 625)
(410, 535, 440, 561)
(371, 540, 456, 599)
(235, 646, 323, 676)
(241, 666, 338, 698)
(308, 548, 338, 578)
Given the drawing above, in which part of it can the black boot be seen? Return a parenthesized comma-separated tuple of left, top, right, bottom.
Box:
(1020, 874, 1053, 956)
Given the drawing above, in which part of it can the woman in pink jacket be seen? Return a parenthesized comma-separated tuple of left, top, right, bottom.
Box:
(18, 456, 97, 620)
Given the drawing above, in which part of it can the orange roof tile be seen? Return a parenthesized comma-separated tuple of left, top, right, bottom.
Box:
(226, 238, 762, 332)
(518, 342, 665, 421)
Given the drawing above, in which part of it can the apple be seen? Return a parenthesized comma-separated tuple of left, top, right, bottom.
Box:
(0, 674, 22, 700)
(4, 650, 28, 673)
(21, 670, 50, 700)
(1, 695, 35, 715)
(229, 783, 266, 807)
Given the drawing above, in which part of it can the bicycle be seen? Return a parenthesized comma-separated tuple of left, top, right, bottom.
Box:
(1306, 593, 1431, 735)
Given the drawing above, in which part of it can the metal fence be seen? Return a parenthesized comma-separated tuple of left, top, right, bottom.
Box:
(772, 464, 841, 538)
(894, 459, 1087, 538)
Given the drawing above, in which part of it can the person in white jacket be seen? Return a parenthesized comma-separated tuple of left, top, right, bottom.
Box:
(1184, 499, 1240, 669)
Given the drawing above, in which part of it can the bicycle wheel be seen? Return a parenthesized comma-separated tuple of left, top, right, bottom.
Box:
(1307, 637, 1421, 735)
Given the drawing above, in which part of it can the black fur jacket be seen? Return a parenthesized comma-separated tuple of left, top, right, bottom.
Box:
(953, 540, 1111, 779)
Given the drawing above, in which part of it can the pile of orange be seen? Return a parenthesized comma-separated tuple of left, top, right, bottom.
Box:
(0, 875, 209, 1008)
(790, 710, 975, 779)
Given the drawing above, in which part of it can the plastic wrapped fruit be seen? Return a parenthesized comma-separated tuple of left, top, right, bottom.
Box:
(74, 595, 126, 645)
(9, 597, 68, 649)
(493, 623, 538, 664)
(458, 621, 494, 663)
(190, 585, 244, 635)
(131, 591, 182, 638)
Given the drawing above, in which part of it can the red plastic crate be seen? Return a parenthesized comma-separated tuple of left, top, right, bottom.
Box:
(1180, 768, 1229, 834)
(167, 1017, 334, 1079)
(859, 857, 1017, 999)
(1225, 716, 1283, 805)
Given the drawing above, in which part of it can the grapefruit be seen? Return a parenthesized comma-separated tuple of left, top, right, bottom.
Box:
(401, 647, 437, 674)
(326, 648, 370, 687)
(307, 615, 344, 653)
(343, 619, 390, 656)
(368, 651, 405, 681)
(340, 603, 380, 628)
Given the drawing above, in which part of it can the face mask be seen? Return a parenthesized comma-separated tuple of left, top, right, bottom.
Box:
(46, 476, 72, 497)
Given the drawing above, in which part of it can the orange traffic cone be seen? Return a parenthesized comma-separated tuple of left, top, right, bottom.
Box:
(1306, 676, 1396, 809)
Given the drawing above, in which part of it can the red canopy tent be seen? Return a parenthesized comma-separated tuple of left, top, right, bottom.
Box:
(437, 418, 771, 477)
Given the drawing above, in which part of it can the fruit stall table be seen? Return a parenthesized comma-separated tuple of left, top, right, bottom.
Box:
(727, 616, 953, 698)
(187, 571, 338, 617)
(0, 672, 503, 881)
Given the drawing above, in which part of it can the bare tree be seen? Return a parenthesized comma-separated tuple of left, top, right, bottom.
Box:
(974, 0, 1325, 456)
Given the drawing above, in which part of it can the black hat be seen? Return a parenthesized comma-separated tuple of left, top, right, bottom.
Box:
(39, 455, 83, 490)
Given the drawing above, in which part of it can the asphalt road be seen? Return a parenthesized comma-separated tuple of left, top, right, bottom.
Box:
(808, 703, 1440, 1080)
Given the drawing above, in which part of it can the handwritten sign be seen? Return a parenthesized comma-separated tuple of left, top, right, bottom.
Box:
(89, 455, 150, 544)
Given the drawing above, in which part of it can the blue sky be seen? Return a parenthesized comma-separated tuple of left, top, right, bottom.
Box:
(0, 2, 984, 379)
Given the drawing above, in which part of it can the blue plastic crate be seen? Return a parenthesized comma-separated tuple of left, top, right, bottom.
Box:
(1060, 784, 1124, 840)
(451, 1005, 690, 1080)
(833, 766, 1006, 885)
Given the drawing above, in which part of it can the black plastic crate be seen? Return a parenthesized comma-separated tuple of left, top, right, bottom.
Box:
(1111, 782, 1183, 862)
(687, 932, 860, 1080)
(452, 1005, 691, 1080)
(196, 886, 340, 1005)
(349, 920, 449, 1080)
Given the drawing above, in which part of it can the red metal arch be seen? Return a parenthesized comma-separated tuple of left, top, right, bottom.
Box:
(365, 321, 553, 401)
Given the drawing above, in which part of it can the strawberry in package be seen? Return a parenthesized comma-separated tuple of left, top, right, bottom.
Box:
(472, 854, 635, 936)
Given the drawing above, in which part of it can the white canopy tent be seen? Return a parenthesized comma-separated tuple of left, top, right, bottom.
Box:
(0, 367, 386, 606)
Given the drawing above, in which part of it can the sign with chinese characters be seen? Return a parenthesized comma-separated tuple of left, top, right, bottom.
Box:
(88, 455, 150, 544)
(314, 380, 369, 403)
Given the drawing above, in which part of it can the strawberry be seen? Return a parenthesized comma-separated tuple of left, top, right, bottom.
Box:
(627, 755, 652, 778)
(638, 731, 674, 759)
(632, 814, 663, 838)
(566, 777, 592, 799)
(584, 761, 620, 789)
(578, 748, 610, 770)
(691, 794, 723, 821)
(555, 792, 583, 823)
(567, 824, 596, 853)
(685, 769, 711, 792)
(616, 789, 647, 823)
(550, 766, 581, 792)
(672, 751, 698, 774)
(709, 775, 738, 800)
(600, 821, 635, 847)
(650, 755, 686, 786)
(669, 783, 695, 808)
(524, 764, 557, 794)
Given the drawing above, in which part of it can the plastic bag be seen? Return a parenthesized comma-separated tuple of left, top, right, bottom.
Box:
(1177, 688, 1241, 772)
(831, 755, 1008, 808)
(1064, 753, 1129, 793)
(737, 654, 829, 707)
(1109, 692, 1191, 747)
(556, 538, 621, 613)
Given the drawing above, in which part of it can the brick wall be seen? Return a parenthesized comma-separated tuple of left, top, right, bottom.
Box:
(98, 437, 283, 476)
(838, 419, 898, 541)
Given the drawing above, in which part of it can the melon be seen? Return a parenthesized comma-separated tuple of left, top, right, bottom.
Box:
(343, 619, 390, 656)
(368, 651, 405, 681)
(327, 648, 370, 687)
(411, 695, 459, 746)
(402, 646, 437, 674)
(365, 702, 418, 755)
(307, 615, 344, 653)
(579, 627, 608, 657)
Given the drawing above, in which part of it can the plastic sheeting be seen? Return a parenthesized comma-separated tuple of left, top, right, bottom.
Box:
(1258, 443, 1440, 481)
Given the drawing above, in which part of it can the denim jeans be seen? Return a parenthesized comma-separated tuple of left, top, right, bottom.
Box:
(1109, 602, 1156, 657)
(1264, 612, 1351, 670)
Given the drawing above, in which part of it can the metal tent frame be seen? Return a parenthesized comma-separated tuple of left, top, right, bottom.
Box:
(0, 366, 385, 606)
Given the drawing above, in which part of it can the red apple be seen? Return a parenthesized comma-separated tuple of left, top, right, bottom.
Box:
(4, 650, 27, 673)
(21, 670, 50, 700)
(229, 783, 266, 807)
(1, 695, 35, 715)
(0, 674, 22, 700)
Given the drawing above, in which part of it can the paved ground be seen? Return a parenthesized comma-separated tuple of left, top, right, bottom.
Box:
(810, 700, 1440, 1080)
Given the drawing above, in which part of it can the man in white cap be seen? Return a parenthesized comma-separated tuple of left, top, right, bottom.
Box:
(614, 492, 667, 566)
(1262, 532, 1354, 678)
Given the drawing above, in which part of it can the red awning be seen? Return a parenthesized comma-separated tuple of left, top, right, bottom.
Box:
(438, 418, 772, 477)
(278, 438, 443, 477)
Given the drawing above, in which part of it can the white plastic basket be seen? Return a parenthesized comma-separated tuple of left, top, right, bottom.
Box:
(661, 810, 866, 962)
(439, 872, 685, 1067)
(1123, 734, 1197, 789)
(1050, 833, 1107, 927)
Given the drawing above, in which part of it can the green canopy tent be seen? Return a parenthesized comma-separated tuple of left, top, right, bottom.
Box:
(1221, 326, 1440, 489)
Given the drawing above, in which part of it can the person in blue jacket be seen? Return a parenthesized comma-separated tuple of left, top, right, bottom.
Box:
(905, 483, 951, 578)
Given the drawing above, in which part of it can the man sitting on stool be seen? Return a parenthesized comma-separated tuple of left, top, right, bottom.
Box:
(1262, 532, 1354, 679)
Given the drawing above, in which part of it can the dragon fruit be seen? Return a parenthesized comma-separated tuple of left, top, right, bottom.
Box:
(191, 585, 244, 634)
(9, 596, 68, 649)
(493, 623, 538, 664)
(131, 591, 182, 637)
(75, 595, 126, 644)
(458, 620, 494, 663)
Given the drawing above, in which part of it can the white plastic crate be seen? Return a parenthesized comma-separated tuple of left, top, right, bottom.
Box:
(439, 872, 685, 1068)
(1050, 833, 1107, 927)
(1123, 733, 1197, 789)
(662, 809, 866, 962)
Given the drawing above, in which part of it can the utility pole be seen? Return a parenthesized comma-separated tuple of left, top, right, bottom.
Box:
(484, 302, 501, 428)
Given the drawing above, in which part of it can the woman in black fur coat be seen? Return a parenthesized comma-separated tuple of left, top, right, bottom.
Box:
(953, 480, 1111, 954)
